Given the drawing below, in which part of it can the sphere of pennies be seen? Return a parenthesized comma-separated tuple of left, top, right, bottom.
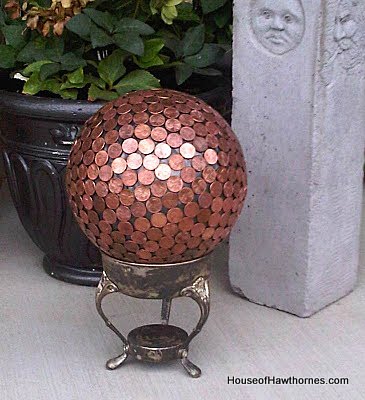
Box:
(65, 89, 247, 264)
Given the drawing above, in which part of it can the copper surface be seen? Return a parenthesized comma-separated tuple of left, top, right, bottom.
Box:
(66, 89, 247, 264)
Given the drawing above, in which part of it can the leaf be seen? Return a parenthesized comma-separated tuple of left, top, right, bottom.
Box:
(113, 33, 144, 56)
(90, 25, 114, 48)
(98, 49, 126, 87)
(193, 67, 222, 76)
(23, 72, 43, 95)
(113, 18, 154, 35)
(114, 70, 160, 95)
(0, 45, 16, 68)
(214, 2, 231, 28)
(83, 9, 114, 33)
(67, 67, 84, 84)
(175, 3, 200, 23)
(22, 60, 54, 76)
(134, 38, 164, 68)
(16, 35, 64, 63)
(60, 52, 87, 71)
(85, 74, 106, 89)
(175, 63, 193, 85)
(2, 25, 27, 50)
(66, 14, 92, 40)
(182, 24, 205, 57)
(201, 0, 228, 14)
(184, 44, 224, 68)
(88, 84, 118, 101)
(39, 62, 61, 81)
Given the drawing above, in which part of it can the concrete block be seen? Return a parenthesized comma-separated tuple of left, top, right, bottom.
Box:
(230, 0, 365, 317)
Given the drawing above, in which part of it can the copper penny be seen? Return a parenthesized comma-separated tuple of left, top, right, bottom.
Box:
(105, 130, 119, 145)
(207, 134, 219, 148)
(118, 221, 133, 235)
(118, 113, 132, 126)
(91, 125, 103, 139)
(99, 165, 113, 182)
(92, 137, 105, 153)
(179, 217, 194, 232)
(151, 213, 167, 228)
(163, 223, 179, 237)
(180, 126, 195, 141)
(181, 167, 196, 183)
(103, 119, 117, 131)
(81, 137, 92, 152)
(78, 164, 88, 180)
(94, 196, 106, 212)
(103, 209, 117, 224)
(148, 102, 164, 114)
(117, 103, 132, 114)
(109, 178, 124, 194)
(193, 137, 208, 153)
(164, 107, 179, 119)
(127, 153, 143, 170)
(197, 209, 211, 223)
(119, 189, 134, 206)
(146, 197, 162, 213)
(137, 249, 152, 260)
(150, 114, 165, 127)
(131, 231, 147, 245)
(134, 186, 151, 202)
(132, 102, 148, 113)
(95, 181, 109, 197)
(135, 124, 151, 139)
(131, 202, 147, 218)
(159, 236, 175, 249)
(83, 150, 95, 166)
(116, 205, 132, 221)
(82, 194, 93, 210)
(192, 178, 207, 194)
(211, 197, 224, 213)
(129, 94, 144, 104)
(151, 127, 167, 142)
(175, 231, 191, 243)
(155, 143, 171, 159)
(166, 176, 184, 193)
(143, 154, 159, 170)
(167, 208, 183, 224)
(180, 143, 196, 159)
(151, 181, 167, 197)
(206, 121, 220, 135)
(165, 118, 181, 132)
(209, 213, 221, 228)
(108, 143, 122, 158)
(100, 103, 114, 114)
(105, 193, 120, 209)
(187, 237, 202, 249)
(218, 151, 229, 166)
(146, 228, 163, 241)
(217, 166, 229, 183)
(168, 154, 184, 171)
(184, 202, 200, 218)
(144, 241, 159, 252)
(223, 181, 234, 197)
(198, 192, 213, 208)
(111, 231, 125, 244)
(176, 103, 191, 113)
(202, 166, 217, 183)
(133, 112, 149, 124)
(95, 151, 108, 167)
(155, 164, 171, 180)
(210, 181, 223, 197)
(139, 139, 155, 155)
(138, 169, 155, 185)
(204, 149, 218, 165)
(88, 222, 99, 236)
(191, 155, 207, 172)
(191, 110, 204, 122)
(162, 192, 179, 208)
(179, 114, 194, 127)
(124, 241, 138, 253)
(119, 124, 134, 139)
(223, 197, 233, 213)
(178, 187, 194, 204)
(76, 180, 85, 195)
(112, 158, 127, 174)
(134, 217, 150, 232)
(191, 222, 205, 238)
(172, 243, 186, 255)
(84, 180, 95, 196)
(122, 138, 138, 154)
(121, 170, 137, 186)
(99, 220, 112, 234)
(202, 227, 215, 240)
(194, 123, 208, 137)
(167, 133, 183, 148)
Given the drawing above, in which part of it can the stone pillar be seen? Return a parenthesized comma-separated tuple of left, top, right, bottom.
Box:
(230, 0, 365, 317)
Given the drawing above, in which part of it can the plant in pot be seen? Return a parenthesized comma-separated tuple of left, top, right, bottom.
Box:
(0, 0, 233, 286)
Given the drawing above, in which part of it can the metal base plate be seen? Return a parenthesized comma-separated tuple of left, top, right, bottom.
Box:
(128, 324, 188, 363)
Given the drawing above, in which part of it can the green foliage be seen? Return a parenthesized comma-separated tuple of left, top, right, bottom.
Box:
(0, 0, 232, 100)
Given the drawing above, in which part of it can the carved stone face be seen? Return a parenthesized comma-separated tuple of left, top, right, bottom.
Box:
(335, 0, 359, 50)
(251, 0, 305, 55)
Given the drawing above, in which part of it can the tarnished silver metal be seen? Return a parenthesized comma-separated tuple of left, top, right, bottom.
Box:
(95, 254, 211, 377)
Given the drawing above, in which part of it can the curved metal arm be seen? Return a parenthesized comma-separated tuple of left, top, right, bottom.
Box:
(95, 272, 129, 347)
(180, 276, 210, 346)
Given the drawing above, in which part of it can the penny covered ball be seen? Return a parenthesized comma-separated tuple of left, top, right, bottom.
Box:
(65, 89, 247, 264)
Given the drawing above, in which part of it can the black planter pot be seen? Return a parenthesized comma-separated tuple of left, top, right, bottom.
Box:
(0, 84, 232, 286)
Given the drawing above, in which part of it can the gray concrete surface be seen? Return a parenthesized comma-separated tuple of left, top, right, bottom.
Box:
(231, 0, 365, 316)
(0, 181, 364, 400)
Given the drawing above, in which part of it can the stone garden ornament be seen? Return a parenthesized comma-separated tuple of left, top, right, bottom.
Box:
(65, 89, 247, 377)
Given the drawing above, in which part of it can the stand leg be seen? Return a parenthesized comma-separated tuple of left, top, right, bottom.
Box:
(161, 298, 172, 325)
(95, 272, 129, 370)
(180, 350, 201, 378)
